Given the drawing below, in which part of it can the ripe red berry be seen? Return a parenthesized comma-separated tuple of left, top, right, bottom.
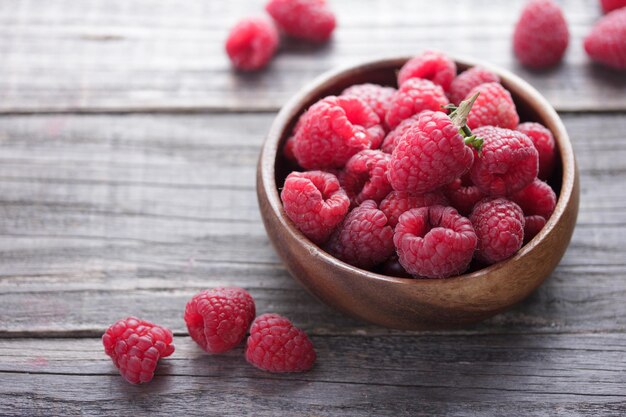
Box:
(184, 287, 256, 354)
(225, 17, 279, 71)
(448, 66, 500, 106)
(510, 178, 557, 219)
(283, 135, 297, 162)
(266, 0, 336, 42)
(397, 50, 457, 91)
(513, 0, 569, 69)
(470, 126, 538, 196)
(281, 171, 350, 244)
(394, 206, 477, 278)
(102, 317, 175, 384)
(444, 175, 486, 216)
(600, 0, 626, 14)
(385, 78, 449, 129)
(517, 122, 556, 180)
(584, 7, 626, 70)
(341, 83, 397, 130)
(293, 96, 384, 169)
(379, 190, 448, 227)
(245, 313, 316, 373)
(466, 83, 519, 130)
(380, 113, 422, 154)
(339, 150, 392, 205)
(523, 214, 547, 243)
(327, 200, 394, 269)
(470, 198, 525, 264)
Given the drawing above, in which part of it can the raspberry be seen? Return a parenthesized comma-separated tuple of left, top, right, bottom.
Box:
(184, 287, 256, 354)
(466, 83, 519, 130)
(600, 0, 626, 13)
(380, 113, 422, 154)
(385, 78, 449, 129)
(283, 135, 297, 162)
(281, 171, 350, 244)
(102, 317, 175, 384)
(444, 175, 486, 216)
(470, 198, 525, 264)
(388, 108, 476, 194)
(293, 96, 384, 169)
(225, 17, 279, 71)
(513, 0, 569, 69)
(394, 206, 477, 278)
(470, 126, 538, 196)
(523, 214, 547, 243)
(397, 51, 457, 91)
(245, 313, 316, 373)
(448, 66, 500, 106)
(380, 190, 449, 227)
(510, 178, 557, 219)
(341, 83, 397, 130)
(339, 150, 392, 205)
(265, 0, 336, 42)
(327, 200, 394, 269)
(584, 8, 626, 70)
(517, 122, 556, 180)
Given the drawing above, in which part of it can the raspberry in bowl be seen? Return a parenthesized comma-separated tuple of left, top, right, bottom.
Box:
(257, 55, 579, 330)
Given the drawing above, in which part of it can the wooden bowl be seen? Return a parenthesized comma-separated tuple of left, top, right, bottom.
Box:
(257, 56, 579, 330)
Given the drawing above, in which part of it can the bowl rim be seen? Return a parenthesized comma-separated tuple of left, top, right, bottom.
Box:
(259, 55, 576, 287)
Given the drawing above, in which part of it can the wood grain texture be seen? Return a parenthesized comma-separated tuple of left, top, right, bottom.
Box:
(0, 0, 625, 113)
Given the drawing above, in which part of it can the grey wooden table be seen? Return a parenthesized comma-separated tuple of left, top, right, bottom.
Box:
(0, 1, 625, 415)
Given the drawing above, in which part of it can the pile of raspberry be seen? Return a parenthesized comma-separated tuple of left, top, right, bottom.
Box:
(280, 50, 559, 279)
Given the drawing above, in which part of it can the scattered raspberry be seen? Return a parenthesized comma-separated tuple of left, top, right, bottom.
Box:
(388, 109, 475, 193)
(513, 0, 569, 69)
(385, 78, 449, 129)
(380, 113, 422, 154)
(448, 66, 500, 105)
(517, 122, 556, 180)
(245, 313, 316, 373)
(265, 0, 336, 42)
(102, 317, 175, 384)
(444, 175, 486, 216)
(470, 126, 538, 196)
(293, 96, 384, 169)
(225, 17, 279, 71)
(466, 83, 519, 130)
(510, 178, 557, 219)
(380, 190, 449, 227)
(397, 50, 457, 91)
(394, 206, 477, 278)
(341, 83, 397, 130)
(584, 7, 626, 70)
(184, 287, 256, 354)
(600, 0, 626, 14)
(281, 171, 350, 244)
(327, 200, 394, 269)
(523, 214, 547, 243)
(339, 150, 392, 205)
(470, 198, 525, 264)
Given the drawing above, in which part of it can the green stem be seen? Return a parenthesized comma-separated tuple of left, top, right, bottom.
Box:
(447, 92, 483, 153)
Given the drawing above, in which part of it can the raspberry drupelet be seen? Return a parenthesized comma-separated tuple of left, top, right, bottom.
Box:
(397, 50, 457, 91)
(339, 150, 392, 206)
(341, 83, 397, 130)
(281, 171, 349, 244)
(379, 190, 449, 228)
(394, 206, 477, 278)
(517, 122, 556, 180)
(225, 17, 279, 71)
(385, 78, 449, 129)
(465, 82, 519, 130)
(584, 7, 626, 70)
(448, 66, 500, 106)
(102, 317, 175, 384)
(184, 287, 256, 354)
(266, 0, 336, 42)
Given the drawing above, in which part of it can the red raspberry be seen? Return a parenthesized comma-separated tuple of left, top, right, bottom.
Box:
(444, 175, 486, 216)
(283, 135, 297, 162)
(380, 113, 422, 154)
(281, 171, 350, 244)
(470, 198, 525, 264)
(523, 214, 547, 243)
(341, 83, 397, 130)
(394, 206, 477, 278)
(327, 200, 394, 269)
(584, 8, 626, 70)
(397, 51, 457, 91)
(513, 0, 569, 69)
(517, 122, 556, 180)
(225, 17, 279, 71)
(380, 190, 449, 227)
(466, 83, 519, 130)
(293, 96, 384, 169)
(385, 78, 449, 129)
(388, 110, 475, 194)
(339, 150, 392, 205)
(470, 126, 538, 196)
(510, 178, 557, 219)
(265, 0, 336, 42)
(600, 0, 626, 13)
(448, 66, 500, 106)
(184, 287, 256, 354)
(102, 317, 175, 384)
(245, 313, 316, 373)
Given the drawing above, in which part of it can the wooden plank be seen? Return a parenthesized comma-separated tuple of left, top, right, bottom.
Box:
(0, 334, 625, 416)
(0, 0, 624, 113)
